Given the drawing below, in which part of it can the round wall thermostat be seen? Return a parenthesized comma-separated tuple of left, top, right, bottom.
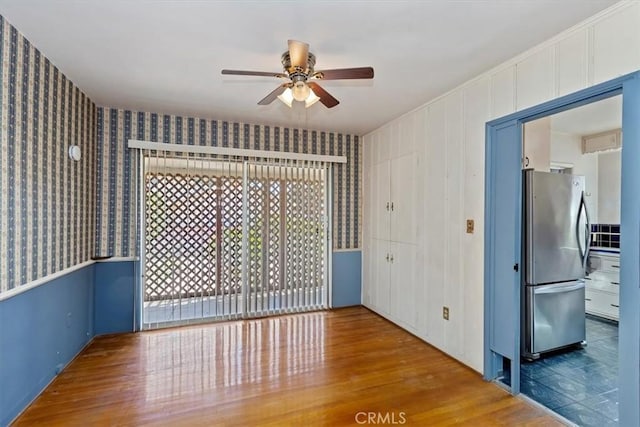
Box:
(68, 145, 81, 161)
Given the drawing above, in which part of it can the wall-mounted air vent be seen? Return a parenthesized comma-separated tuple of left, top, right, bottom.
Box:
(582, 129, 621, 154)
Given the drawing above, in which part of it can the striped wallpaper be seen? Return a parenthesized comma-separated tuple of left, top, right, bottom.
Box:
(0, 13, 361, 296)
(0, 16, 97, 293)
(95, 109, 362, 254)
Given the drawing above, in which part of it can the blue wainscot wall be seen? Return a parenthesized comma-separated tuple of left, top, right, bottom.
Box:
(90, 252, 361, 336)
(0, 265, 95, 426)
(0, 252, 360, 424)
(332, 250, 362, 307)
(94, 261, 136, 335)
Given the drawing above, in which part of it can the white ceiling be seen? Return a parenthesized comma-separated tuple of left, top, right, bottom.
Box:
(551, 95, 622, 136)
(0, 0, 618, 135)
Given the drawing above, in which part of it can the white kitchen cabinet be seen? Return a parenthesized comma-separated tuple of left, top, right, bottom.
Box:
(372, 161, 391, 241)
(370, 154, 419, 244)
(372, 238, 391, 315)
(369, 238, 418, 328)
(390, 154, 419, 244)
(585, 253, 620, 320)
(363, 121, 421, 331)
(389, 241, 419, 329)
(523, 116, 551, 171)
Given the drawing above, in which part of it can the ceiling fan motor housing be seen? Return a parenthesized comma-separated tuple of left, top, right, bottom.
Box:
(281, 51, 316, 79)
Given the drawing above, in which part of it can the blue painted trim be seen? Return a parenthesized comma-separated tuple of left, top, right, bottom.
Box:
(619, 74, 640, 427)
(485, 71, 640, 424)
(483, 120, 494, 381)
(483, 118, 522, 393)
(331, 250, 361, 308)
(0, 264, 94, 426)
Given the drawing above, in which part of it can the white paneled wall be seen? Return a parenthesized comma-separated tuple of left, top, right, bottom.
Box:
(556, 30, 589, 96)
(362, 1, 640, 373)
(592, 5, 640, 84)
(490, 66, 515, 119)
(516, 48, 555, 111)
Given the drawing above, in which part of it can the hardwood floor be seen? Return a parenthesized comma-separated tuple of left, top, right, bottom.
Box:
(13, 307, 562, 426)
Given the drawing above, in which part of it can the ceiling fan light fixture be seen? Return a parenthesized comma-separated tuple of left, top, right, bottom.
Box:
(305, 89, 320, 108)
(222, 40, 374, 109)
(277, 85, 319, 108)
(291, 80, 310, 102)
(277, 87, 294, 107)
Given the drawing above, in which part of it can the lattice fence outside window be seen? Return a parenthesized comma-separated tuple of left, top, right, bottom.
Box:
(142, 156, 328, 327)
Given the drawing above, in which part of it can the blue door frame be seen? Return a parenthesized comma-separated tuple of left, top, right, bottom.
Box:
(484, 71, 640, 426)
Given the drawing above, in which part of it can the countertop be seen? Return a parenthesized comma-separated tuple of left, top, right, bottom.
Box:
(590, 247, 620, 256)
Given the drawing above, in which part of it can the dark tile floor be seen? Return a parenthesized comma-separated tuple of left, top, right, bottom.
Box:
(521, 315, 619, 426)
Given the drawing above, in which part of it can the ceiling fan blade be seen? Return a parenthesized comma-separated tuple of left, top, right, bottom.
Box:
(314, 67, 374, 80)
(222, 69, 287, 78)
(258, 84, 288, 105)
(307, 82, 339, 108)
(288, 39, 309, 69)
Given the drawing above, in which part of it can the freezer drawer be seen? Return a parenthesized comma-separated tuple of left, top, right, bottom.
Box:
(524, 281, 586, 357)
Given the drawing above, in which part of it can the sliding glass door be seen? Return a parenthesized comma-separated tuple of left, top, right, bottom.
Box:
(141, 154, 329, 329)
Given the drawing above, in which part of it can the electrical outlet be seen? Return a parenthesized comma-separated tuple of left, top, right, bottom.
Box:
(466, 219, 474, 234)
(443, 306, 449, 320)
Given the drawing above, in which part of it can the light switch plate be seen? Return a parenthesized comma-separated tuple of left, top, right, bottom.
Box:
(466, 219, 474, 234)
(443, 306, 449, 320)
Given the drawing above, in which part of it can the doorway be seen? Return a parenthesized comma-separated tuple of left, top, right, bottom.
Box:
(519, 96, 621, 425)
(484, 72, 640, 427)
(141, 153, 330, 329)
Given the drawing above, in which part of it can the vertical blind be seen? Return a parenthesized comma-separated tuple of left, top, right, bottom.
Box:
(134, 143, 341, 329)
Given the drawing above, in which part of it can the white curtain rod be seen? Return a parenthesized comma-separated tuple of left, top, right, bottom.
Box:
(128, 139, 347, 164)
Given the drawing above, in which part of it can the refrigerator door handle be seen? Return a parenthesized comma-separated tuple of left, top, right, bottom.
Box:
(583, 191, 591, 263)
(576, 190, 591, 268)
(534, 281, 585, 295)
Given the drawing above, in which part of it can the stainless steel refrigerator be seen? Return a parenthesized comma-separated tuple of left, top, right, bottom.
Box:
(522, 170, 591, 360)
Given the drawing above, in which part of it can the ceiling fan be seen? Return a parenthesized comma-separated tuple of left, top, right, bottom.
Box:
(221, 40, 374, 109)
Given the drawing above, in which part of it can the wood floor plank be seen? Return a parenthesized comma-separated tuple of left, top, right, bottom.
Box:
(12, 307, 563, 426)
